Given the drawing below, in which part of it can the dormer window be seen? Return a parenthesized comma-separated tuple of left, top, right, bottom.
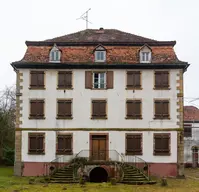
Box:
(139, 45, 152, 63)
(49, 44, 61, 62)
(94, 45, 106, 62)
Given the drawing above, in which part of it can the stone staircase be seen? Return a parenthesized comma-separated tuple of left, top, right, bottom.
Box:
(50, 165, 78, 183)
(121, 164, 156, 184)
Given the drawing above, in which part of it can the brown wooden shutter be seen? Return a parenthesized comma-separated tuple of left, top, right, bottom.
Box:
(92, 101, 99, 117)
(155, 101, 162, 118)
(30, 73, 37, 87)
(126, 100, 141, 119)
(126, 134, 142, 155)
(155, 72, 161, 88)
(29, 133, 44, 154)
(38, 72, 44, 87)
(107, 71, 114, 89)
(57, 135, 72, 154)
(58, 72, 65, 88)
(85, 71, 92, 89)
(154, 134, 170, 155)
(29, 135, 37, 153)
(57, 100, 72, 118)
(162, 100, 169, 118)
(134, 72, 141, 88)
(65, 72, 72, 88)
(99, 101, 106, 117)
(162, 72, 169, 88)
(127, 72, 133, 88)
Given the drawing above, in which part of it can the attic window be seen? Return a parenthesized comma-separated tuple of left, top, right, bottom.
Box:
(49, 44, 61, 62)
(94, 45, 106, 62)
(139, 45, 152, 63)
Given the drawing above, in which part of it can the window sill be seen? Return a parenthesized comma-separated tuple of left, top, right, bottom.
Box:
(125, 87, 142, 90)
(153, 87, 171, 90)
(29, 87, 46, 90)
(91, 117, 107, 120)
(153, 153, 171, 156)
(125, 117, 142, 120)
(28, 152, 45, 155)
(56, 117, 73, 120)
(153, 117, 170, 120)
(29, 117, 46, 120)
(91, 88, 107, 90)
(56, 152, 73, 155)
(57, 87, 73, 90)
(125, 153, 143, 156)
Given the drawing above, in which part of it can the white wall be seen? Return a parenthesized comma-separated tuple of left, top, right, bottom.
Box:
(19, 69, 180, 129)
(22, 131, 177, 163)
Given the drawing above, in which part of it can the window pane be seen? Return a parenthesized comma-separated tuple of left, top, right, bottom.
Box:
(97, 52, 101, 60)
(56, 51, 59, 61)
(100, 73, 105, 88)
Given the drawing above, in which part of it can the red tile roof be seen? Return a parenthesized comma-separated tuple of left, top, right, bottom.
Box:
(184, 106, 199, 121)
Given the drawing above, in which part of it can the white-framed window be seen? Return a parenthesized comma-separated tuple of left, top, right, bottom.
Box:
(49, 44, 61, 62)
(93, 72, 106, 89)
(95, 51, 106, 62)
(139, 45, 152, 63)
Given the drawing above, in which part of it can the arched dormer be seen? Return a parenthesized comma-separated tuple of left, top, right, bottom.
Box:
(139, 44, 152, 63)
(49, 44, 61, 62)
(93, 45, 106, 62)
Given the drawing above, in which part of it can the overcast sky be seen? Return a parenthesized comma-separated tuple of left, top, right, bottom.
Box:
(0, 0, 198, 106)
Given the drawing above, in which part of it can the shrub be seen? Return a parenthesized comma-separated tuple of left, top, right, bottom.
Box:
(3, 147, 14, 166)
(28, 178, 35, 185)
(70, 157, 88, 164)
(79, 177, 86, 185)
(110, 178, 117, 185)
(161, 177, 168, 186)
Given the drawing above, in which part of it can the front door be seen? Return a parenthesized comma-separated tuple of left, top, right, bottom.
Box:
(91, 135, 107, 161)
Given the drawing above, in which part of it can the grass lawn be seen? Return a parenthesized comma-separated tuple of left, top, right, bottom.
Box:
(1, 167, 199, 192)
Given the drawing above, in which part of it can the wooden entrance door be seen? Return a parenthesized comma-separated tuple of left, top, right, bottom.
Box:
(91, 135, 107, 161)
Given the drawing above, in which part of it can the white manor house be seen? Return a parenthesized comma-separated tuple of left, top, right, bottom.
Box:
(11, 28, 189, 181)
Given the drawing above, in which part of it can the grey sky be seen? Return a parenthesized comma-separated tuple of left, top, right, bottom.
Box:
(0, 0, 198, 106)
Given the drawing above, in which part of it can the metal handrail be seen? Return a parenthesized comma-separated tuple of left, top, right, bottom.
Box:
(44, 150, 149, 179)
(122, 155, 149, 178)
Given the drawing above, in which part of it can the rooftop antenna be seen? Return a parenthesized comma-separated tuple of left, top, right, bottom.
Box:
(76, 8, 92, 29)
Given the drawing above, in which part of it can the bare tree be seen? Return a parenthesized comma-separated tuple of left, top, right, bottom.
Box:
(0, 86, 16, 163)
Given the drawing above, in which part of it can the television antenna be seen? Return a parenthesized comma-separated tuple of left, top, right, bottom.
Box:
(76, 8, 92, 29)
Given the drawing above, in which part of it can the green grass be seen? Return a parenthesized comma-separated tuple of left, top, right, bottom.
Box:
(1, 167, 199, 191)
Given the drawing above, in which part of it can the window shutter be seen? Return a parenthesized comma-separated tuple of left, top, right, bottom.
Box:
(57, 100, 72, 118)
(57, 135, 72, 154)
(127, 101, 133, 117)
(37, 100, 44, 117)
(154, 134, 170, 155)
(134, 101, 141, 118)
(162, 72, 169, 88)
(29, 136, 37, 152)
(30, 101, 37, 117)
(65, 72, 72, 88)
(58, 73, 65, 88)
(30, 73, 37, 87)
(155, 72, 161, 88)
(29, 133, 44, 154)
(99, 101, 106, 117)
(127, 72, 133, 87)
(92, 101, 99, 117)
(38, 72, 44, 87)
(107, 71, 113, 89)
(134, 72, 141, 88)
(155, 101, 162, 118)
(85, 71, 92, 89)
(126, 134, 142, 155)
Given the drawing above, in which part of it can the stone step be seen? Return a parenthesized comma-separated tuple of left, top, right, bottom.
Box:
(54, 172, 73, 175)
(124, 175, 145, 179)
(123, 177, 147, 181)
(51, 177, 73, 180)
(52, 175, 73, 179)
